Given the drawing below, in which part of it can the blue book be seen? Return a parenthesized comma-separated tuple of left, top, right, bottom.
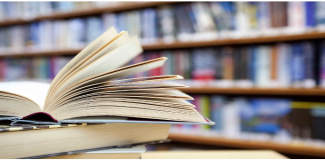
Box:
(30, 22, 40, 47)
(320, 41, 325, 86)
(211, 96, 226, 131)
(250, 46, 257, 84)
(59, 2, 74, 12)
(221, 2, 236, 30)
(291, 43, 305, 87)
(305, 2, 316, 27)
(316, 2, 325, 25)
(303, 42, 315, 87)
(248, 98, 291, 134)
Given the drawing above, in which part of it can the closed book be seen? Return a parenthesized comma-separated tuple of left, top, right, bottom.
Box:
(305, 2, 316, 28)
(320, 41, 325, 88)
(311, 107, 325, 140)
(277, 44, 292, 88)
(316, 2, 325, 26)
(270, 45, 278, 87)
(303, 42, 316, 88)
(210, 96, 226, 131)
(200, 95, 210, 130)
(222, 47, 234, 86)
(256, 46, 271, 88)
(0, 123, 169, 158)
(291, 43, 305, 88)
(287, 2, 306, 33)
(46, 145, 146, 159)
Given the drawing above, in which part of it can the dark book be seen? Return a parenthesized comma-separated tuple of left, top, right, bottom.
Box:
(222, 47, 234, 80)
(215, 49, 223, 80)
(290, 102, 312, 138)
(311, 107, 325, 140)
(270, 2, 288, 28)
(240, 47, 249, 80)
(303, 42, 316, 88)
(233, 47, 241, 80)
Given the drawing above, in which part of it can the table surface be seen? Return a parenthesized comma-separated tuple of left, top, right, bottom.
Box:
(141, 150, 289, 160)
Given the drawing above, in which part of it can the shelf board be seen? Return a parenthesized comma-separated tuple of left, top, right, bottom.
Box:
(179, 88, 325, 96)
(0, 48, 82, 58)
(143, 31, 325, 50)
(0, 2, 173, 26)
(168, 134, 325, 157)
(2, 31, 325, 58)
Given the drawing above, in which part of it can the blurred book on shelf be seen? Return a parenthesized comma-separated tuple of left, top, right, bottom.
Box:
(1, 42, 320, 89)
(2, 2, 325, 53)
(170, 95, 325, 149)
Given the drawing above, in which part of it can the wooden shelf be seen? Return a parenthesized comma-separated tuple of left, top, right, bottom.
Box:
(179, 88, 325, 96)
(2, 31, 325, 58)
(143, 31, 325, 50)
(0, 2, 173, 26)
(0, 48, 83, 58)
(168, 134, 325, 157)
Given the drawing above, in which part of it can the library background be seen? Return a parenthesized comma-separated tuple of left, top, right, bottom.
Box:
(1, 1, 325, 158)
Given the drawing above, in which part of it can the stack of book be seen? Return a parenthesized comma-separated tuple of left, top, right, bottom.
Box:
(0, 27, 213, 158)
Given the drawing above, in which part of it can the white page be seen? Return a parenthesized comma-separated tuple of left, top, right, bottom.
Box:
(56, 31, 130, 92)
(0, 81, 50, 110)
(47, 27, 118, 100)
(54, 36, 143, 97)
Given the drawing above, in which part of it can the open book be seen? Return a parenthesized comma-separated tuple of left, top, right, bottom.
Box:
(0, 27, 212, 125)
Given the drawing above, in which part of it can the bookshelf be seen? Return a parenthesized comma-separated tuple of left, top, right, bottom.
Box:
(2, 31, 325, 58)
(0, 2, 174, 26)
(1, 2, 325, 158)
(168, 134, 325, 157)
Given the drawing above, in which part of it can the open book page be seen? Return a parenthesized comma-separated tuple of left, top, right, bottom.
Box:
(52, 36, 143, 99)
(57, 83, 187, 101)
(46, 28, 119, 103)
(45, 75, 183, 112)
(44, 58, 168, 111)
(0, 81, 50, 110)
(67, 31, 130, 76)
(52, 31, 130, 97)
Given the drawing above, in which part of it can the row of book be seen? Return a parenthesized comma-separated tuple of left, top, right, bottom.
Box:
(171, 95, 325, 148)
(3, 2, 325, 52)
(1, 41, 324, 88)
(0, 56, 73, 81)
(0, 1, 120, 21)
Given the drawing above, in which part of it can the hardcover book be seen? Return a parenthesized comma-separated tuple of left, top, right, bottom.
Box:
(0, 123, 169, 158)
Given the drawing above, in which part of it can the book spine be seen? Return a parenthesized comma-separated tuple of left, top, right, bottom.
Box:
(316, 2, 325, 26)
(303, 42, 316, 88)
(210, 96, 225, 131)
(305, 2, 316, 28)
(320, 42, 325, 88)
(291, 43, 305, 88)
(200, 95, 210, 130)
(277, 43, 292, 88)
(270, 45, 278, 87)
